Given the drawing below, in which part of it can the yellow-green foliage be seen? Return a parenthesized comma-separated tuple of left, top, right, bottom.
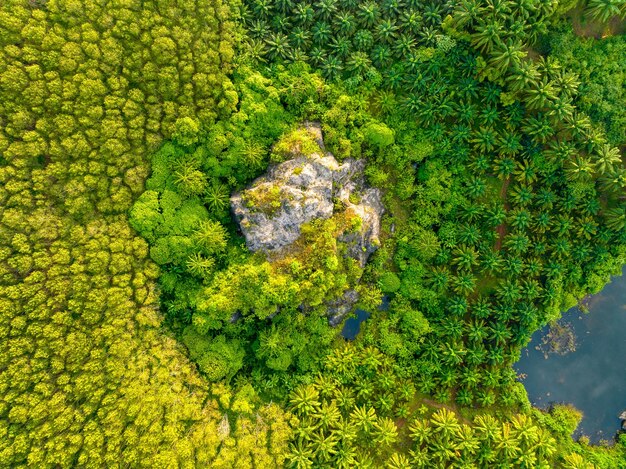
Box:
(0, 0, 290, 466)
(271, 128, 322, 162)
(243, 184, 283, 215)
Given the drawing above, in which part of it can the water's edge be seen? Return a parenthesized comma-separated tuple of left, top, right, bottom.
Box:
(516, 269, 626, 443)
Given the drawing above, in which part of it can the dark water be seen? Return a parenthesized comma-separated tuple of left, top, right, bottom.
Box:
(515, 269, 626, 443)
(341, 296, 390, 340)
(341, 309, 371, 340)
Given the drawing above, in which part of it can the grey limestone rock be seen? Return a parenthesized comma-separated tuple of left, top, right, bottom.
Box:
(231, 123, 384, 267)
(327, 289, 360, 327)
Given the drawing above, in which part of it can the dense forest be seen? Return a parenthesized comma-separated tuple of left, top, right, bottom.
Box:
(1, 0, 625, 467)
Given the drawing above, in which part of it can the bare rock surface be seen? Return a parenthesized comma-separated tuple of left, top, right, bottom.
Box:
(231, 123, 384, 267)
(327, 289, 360, 327)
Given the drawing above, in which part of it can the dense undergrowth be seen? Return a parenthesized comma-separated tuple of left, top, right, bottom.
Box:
(1, 0, 626, 467)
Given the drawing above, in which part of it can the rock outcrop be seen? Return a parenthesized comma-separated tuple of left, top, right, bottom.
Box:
(231, 123, 384, 267)
(327, 289, 360, 327)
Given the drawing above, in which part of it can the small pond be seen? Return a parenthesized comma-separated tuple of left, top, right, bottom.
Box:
(515, 268, 626, 443)
(341, 296, 390, 340)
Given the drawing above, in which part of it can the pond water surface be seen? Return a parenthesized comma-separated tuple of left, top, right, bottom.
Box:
(515, 268, 626, 443)
(341, 296, 390, 340)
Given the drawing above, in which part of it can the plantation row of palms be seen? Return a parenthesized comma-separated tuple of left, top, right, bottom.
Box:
(241, 0, 454, 76)
(392, 46, 625, 405)
(286, 344, 571, 468)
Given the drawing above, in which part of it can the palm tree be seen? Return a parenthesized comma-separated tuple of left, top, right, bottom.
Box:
(350, 405, 377, 433)
(508, 209, 532, 231)
(244, 38, 267, 63)
(272, 14, 292, 32)
(315, 0, 337, 20)
(594, 144, 622, 175)
(509, 414, 538, 447)
(375, 19, 398, 43)
(419, 25, 438, 46)
(346, 51, 372, 76)
(173, 160, 207, 196)
(334, 386, 355, 413)
(315, 401, 341, 431)
(577, 215, 598, 240)
(252, 0, 274, 18)
(393, 33, 417, 58)
(564, 112, 592, 140)
(474, 414, 500, 441)
(498, 132, 523, 157)
(428, 265, 449, 292)
(292, 415, 319, 442)
(450, 0, 480, 27)
(431, 408, 461, 440)
(509, 184, 534, 206)
(476, 388, 496, 406)
(371, 45, 393, 68)
(507, 60, 540, 92)
(452, 273, 477, 296)
(204, 183, 230, 214)
(408, 418, 431, 445)
(265, 32, 291, 60)
(311, 21, 332, 45)
(333, 443, 357, 469)
(386, 452, 411, 469)
(274, 0, 293, 13)
(361, 346, 384, 370)
(456, 423, 480, 457)
(287, 439, 315, 469)
(452, 245, 478, 270)
(424, 2, 443, 25)
(290, 385, 321, 416)
(400, 9, 422, 34)
(354, 380, 373, 402)
(193, 220, 228, 254)
(358, 1, 379, 28)
(294, 2, 314, 24)
(488, 40, 526, 76)
(522, 114, 554, 143)
(441, 341, 466, 366)
(374, 89, 396, 115)
(333, 11, 355, 34)
(489, 321, 512, 345)
(312, 430, 339, 462)
(290, 27, 311, 49)
(472, 126, 497, 153)
(565, 155, 595, 182)
(309, 46, 325, 66)
(448, 296, 469, 316)
(186, 252, 215, 279)
(585, 0, 623, 22)
(467, 319, 488, 343)
(524, 76, 557, 110)
(600, 167, 626, 195)
(322, 55, 343, 80)
(495, 423, 520, 460)
(330, 35, 351, 58)
(496, 279, 521, 304)
(548, 94, 574, 123)
(373, 417, 399, 447)
(493, 156, 516, 179)
(471, 20, 504, 53)
(557, 70, 581, 96)
(605, 207, 626, 232)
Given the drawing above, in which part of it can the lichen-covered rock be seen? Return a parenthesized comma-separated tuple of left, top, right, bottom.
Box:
(231, 123, 384, 266)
